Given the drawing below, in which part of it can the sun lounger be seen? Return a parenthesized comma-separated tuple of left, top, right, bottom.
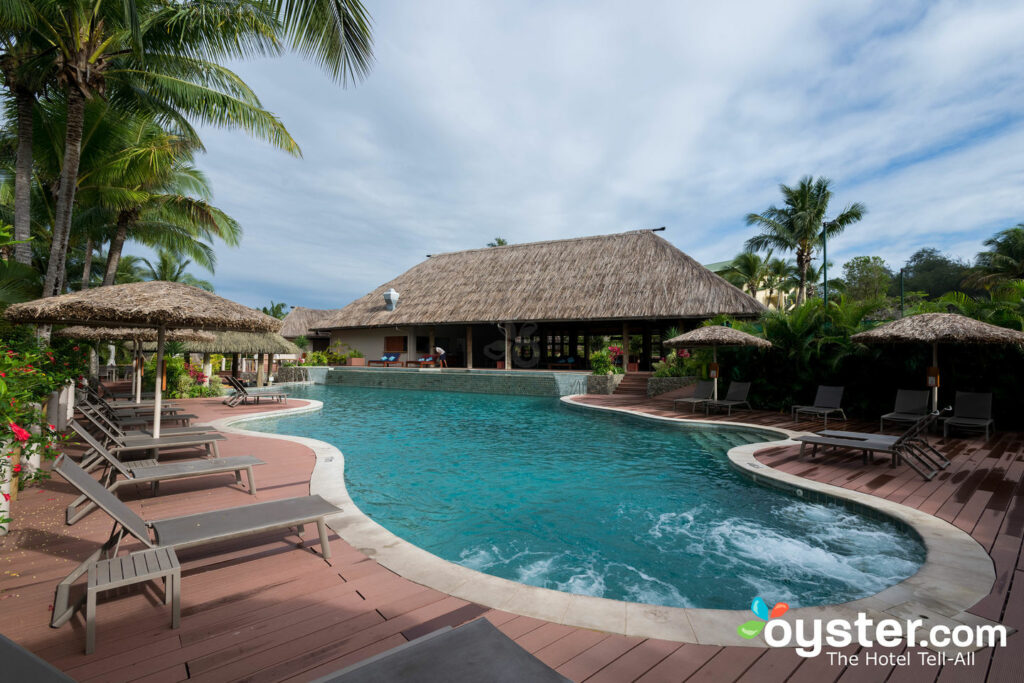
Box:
(73, 415, 226, 461)
(792, 385, 846, 427)
(223, 376, 288, 407)
(880, 389, 930, 431)
(673, 380, 714, 413)
(704, 381, 752, 415)
(79, 403, 214, 440)
(798, 412, 950, 479)
(309, 618, 570, 683)
(83, 395, 196, 427)
(50, 455, 340, 629)
(368, 352, 403, 367)
(66, 422, 263, 524)
(944, 391, 994, 439)
(404, 355, 437, 368)
(0, 633, 75, 682)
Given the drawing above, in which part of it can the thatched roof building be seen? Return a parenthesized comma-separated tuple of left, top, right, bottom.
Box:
(177, 331, 301, 355)
(312, 230, 763, 371)
(279, 307, 335, 351)
(318, 230, 762, 330)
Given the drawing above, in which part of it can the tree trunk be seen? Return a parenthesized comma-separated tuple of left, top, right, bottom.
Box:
(796, 248, 809, 305)
(42, 87, 87, 299)
(80, 237, 93, 289)
(103, 214, 130, 286)
(13, 89, 34, 266)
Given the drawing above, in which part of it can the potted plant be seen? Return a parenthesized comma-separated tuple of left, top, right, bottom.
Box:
(346, 349, 366, 366)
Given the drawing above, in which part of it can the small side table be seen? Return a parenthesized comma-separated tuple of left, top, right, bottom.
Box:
(86, 548, 180, 654)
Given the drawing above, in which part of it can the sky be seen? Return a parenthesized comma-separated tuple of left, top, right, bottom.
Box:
(188, 0, 1024, 310)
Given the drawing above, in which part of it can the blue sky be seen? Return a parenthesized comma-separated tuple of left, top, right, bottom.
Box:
(184, 0, 1024, 309)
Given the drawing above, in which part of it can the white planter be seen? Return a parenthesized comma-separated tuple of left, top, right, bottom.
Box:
(0, 440, 11, 536)
(59, 383, 74, 430)
(45, 391, 61, 427)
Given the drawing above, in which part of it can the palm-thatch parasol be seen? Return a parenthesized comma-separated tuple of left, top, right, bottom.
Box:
(852, 313, 1024, 410)
(6, 282, 281, 438)
(55, 327, 217, 402)
(663, 326, 772, 400)
(143, 332, 301, 388)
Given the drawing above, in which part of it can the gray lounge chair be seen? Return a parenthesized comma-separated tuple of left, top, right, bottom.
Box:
(792, 385, 846, 427)
(224, 375, 288, 407)
(310, 618, 570, 683)
(79, 403, 214, 440)
(797, 412, 950, 480)
(50, 454, 339, 629)
(66, 421, 264, 524)
(0, 633, 75, 682)
(880, 389, 930, 431)
(673, 380, 715, 413)
(74, 414, 227, 461)
(944, 392, 994, 439)
(704, 381, 752, 415)
(83, 395, 196, 427)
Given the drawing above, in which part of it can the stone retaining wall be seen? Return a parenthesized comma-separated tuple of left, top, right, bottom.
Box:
(647, 376, 697, 397)
(586, 374, 624, 394)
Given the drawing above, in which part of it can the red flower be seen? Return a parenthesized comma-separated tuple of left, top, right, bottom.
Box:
(2, 493, 9, 502)
(72, 346, 79, 351)
(0, 372, 5, 377)
(48, 424, 56, 432)
(8, 423, 30, 443)
(11, 465, 21, 474)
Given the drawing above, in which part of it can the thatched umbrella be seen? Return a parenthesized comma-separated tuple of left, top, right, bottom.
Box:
(6, 282, 281, 438)
(852, 313, 1024, 410)
(144, 331, 301, 387)
(664, 326, 772, 400)
(56, 327, 216, 402)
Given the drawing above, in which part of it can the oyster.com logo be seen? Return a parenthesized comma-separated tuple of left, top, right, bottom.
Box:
(737, 596, 789, 639)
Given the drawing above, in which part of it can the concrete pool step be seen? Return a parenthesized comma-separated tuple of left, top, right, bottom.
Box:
(612, 373, 651, 397)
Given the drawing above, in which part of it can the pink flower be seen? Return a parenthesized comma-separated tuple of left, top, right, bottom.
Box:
(2, 493, 9, 502)
(48, 424, 56, 432)
(12, 464, 21, 474)
(8, 423, 30, 443)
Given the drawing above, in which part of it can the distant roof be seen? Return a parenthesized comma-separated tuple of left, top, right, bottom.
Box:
(703, 260, 734, 273)
(279, 306, 336, 339)
(316, 230, 763, 330)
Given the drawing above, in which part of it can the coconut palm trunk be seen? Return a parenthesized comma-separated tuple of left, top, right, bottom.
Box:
(13, 89, 34, 266)
(80, 238, 92, 289)
(796, 247, 810, 305)
(42, 88, 86, 298)
(103, 213, 131, 286)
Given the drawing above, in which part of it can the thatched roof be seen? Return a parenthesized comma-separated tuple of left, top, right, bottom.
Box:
(664, 326, 772, 349)
(5, 282, 282, 333)
(316, 230, 764, 329)
(852, 313, 1024, 346)
(279, 306, 335, 339)
(55, 326, 215, 343)
(144, 331, 300, 355)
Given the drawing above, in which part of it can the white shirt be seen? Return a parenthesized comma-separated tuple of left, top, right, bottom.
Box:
(435, 347, 445, 355)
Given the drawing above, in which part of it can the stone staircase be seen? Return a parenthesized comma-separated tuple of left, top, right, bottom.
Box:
(612, 372, 651, 397)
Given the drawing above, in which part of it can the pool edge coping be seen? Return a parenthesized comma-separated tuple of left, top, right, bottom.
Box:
(208, 395, 1000, 649)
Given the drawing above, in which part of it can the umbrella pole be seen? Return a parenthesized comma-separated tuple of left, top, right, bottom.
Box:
(153, 326, 165, 440)
(134, 340, 142, 404)
(932, 341, 939, 412)
(712, 346, 718, 401)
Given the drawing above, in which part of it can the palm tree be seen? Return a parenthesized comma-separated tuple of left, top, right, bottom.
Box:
(487, 237, 509, 247)
(262, 301, 289, 319)
(139, 249, 214, 291)
(724, 251, 768, 297)
(967, 225, 1024, 288)
(745, 176, 866, 305)
(763, 257, 798, 309)
(24, 0, 299, 300)
(0, 8, 56, 266)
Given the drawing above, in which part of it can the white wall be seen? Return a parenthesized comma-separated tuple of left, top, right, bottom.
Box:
(329, 328, 416, 361)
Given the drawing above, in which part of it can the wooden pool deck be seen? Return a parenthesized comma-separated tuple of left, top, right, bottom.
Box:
(0, 389, 1020, 682)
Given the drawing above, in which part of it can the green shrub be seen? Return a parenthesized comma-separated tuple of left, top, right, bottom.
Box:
(590, 349, 622, 375)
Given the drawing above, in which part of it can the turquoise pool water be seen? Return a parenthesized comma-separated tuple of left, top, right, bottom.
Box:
(248, 385, 925, 610)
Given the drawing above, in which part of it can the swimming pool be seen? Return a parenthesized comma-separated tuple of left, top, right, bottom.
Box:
(248, 385, 925, 610)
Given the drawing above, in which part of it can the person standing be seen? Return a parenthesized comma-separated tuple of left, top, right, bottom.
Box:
(435, 346, 447, 368)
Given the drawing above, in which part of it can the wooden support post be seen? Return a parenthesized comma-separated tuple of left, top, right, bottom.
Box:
(231, 353, 239, 379)
(503, 324, 512, 369)
(256, 352, 266, 387)
(201, 353, 212, 387)
(622, 322, 630, 373)
(466, 326, 473, 368)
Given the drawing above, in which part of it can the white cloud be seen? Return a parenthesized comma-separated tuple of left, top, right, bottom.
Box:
(179, 0, 1024, 308)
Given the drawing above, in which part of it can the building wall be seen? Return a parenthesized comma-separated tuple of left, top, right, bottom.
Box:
(329, 327, 416, 362)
